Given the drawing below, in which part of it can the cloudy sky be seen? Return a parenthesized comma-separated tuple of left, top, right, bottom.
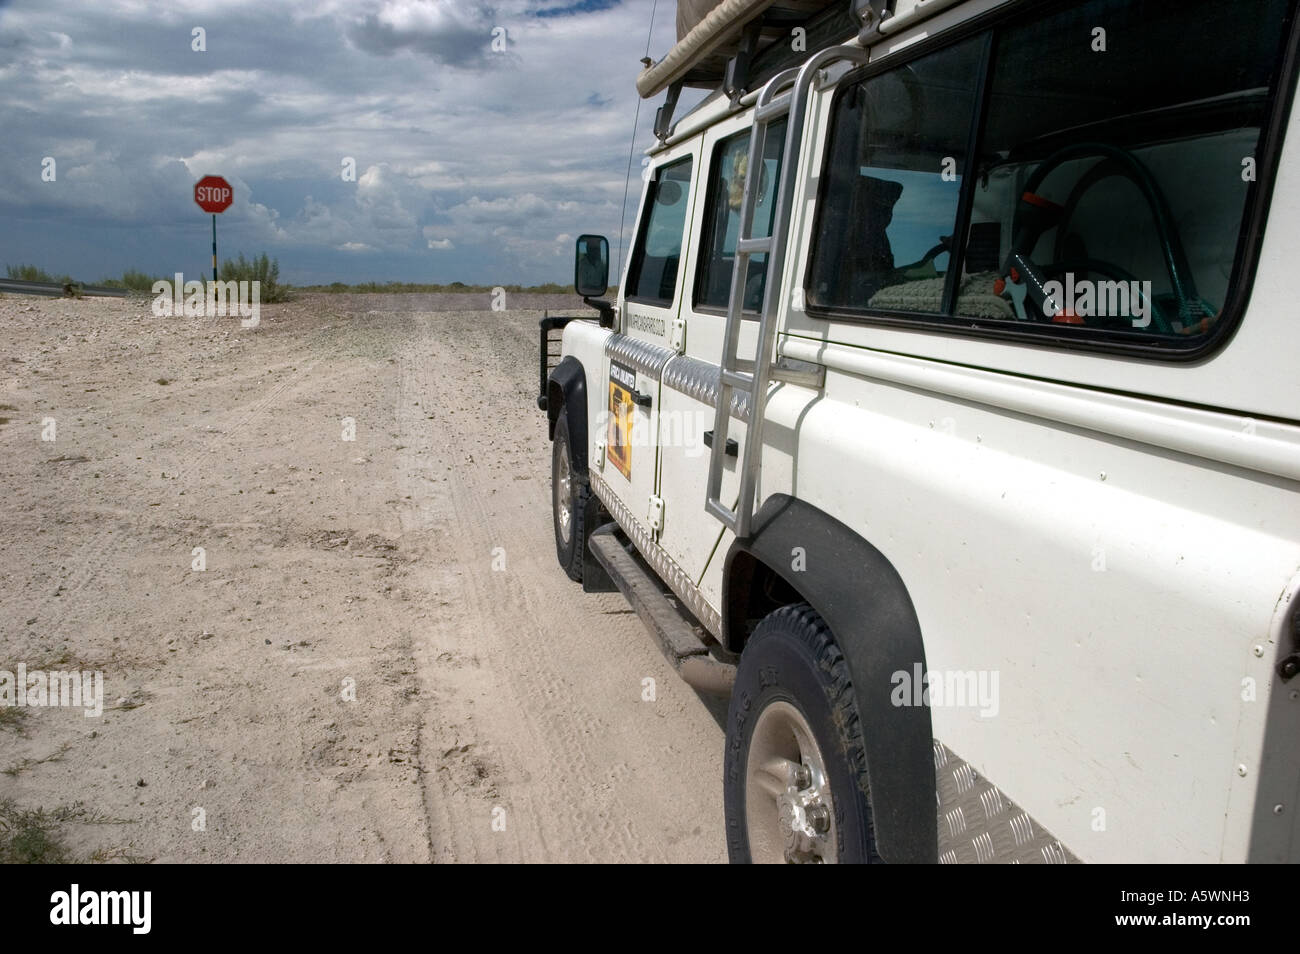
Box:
(0, 0, 706, 285)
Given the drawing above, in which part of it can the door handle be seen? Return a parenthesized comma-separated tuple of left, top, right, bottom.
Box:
(630, 389, 652, 409)
(703, 430, 738, 456)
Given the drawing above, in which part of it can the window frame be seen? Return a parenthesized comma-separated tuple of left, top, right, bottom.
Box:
(625, 155, 695, 308)
(800, 0, 1300, 362)
(692, 121, 789, 315)
(692, 129, 751, 315)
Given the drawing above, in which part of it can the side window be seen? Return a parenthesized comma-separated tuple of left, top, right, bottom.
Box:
(695, 121, 788, 311)
(808, 40, 981, 315)
(968, 0, 1290, 338)
(627, 157, 694, 305)
(805, 0, 1296, 351)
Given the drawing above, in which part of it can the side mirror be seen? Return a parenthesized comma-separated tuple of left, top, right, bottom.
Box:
(574, 234, 609, 299)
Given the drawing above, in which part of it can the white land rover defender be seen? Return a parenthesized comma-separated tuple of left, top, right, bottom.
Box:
(538, 0, 1300, 863)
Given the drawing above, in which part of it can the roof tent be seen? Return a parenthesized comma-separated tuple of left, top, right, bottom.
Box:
(637, 0, 859, 99)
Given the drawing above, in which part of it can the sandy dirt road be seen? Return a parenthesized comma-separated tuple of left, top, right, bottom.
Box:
(0, 293, 727, 863)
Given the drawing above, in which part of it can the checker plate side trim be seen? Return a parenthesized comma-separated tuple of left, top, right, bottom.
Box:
(605, 333, 675, 380)
(589, 468, 723, 638)
(934, 740, 1080, 864)
(662, 354, 752, 422)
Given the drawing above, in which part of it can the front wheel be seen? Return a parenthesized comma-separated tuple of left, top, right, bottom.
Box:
(724, 603, 879, 863)
(551, 407, 589, 582)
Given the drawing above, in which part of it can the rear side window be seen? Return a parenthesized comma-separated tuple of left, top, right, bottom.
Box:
(808, 38, 981, 315)
(806, 0, 1297, 353)
(695, 121, 788, 311)
(627, 158, 694, 305)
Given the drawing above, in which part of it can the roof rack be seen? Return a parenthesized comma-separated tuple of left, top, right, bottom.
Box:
(637, 1, 888, 101)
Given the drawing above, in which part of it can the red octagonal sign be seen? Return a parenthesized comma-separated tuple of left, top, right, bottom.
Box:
(194, 175, 233, 214)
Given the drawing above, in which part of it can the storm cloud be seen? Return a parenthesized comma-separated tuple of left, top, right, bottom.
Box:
(0, 0, 697, 285)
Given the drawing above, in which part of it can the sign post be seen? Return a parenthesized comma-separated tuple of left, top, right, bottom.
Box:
(194, 175, 233, 282)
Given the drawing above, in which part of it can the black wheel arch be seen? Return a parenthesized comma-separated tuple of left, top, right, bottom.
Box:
(546, 356, 588, 478)
(722, 493, 937, 863)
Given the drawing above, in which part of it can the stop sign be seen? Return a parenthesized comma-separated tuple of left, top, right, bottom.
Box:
(194, 175, 233, 214)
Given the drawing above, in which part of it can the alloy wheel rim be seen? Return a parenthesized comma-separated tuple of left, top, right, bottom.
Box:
(556, 446, 572, 546)
(745, 700, 837, 863)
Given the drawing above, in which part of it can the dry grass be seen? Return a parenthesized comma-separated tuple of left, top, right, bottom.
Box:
(0, 707, 29, 734)
(0, 798, 142, 863)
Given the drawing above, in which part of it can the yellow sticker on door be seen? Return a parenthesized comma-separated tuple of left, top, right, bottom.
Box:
(607, 360, 636, 480)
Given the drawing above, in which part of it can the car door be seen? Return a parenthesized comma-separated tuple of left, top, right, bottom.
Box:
(656, 116, 787, 616)
(599, 142, 699, 547)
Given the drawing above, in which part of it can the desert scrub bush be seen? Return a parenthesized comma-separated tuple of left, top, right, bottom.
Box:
(220, 252, 289, 302)
(99, 269, 163, 292)
(0, 707, 29, 734)
(5, 263, 75, 285)
(0, 798, 140, 863)
(299, 279, 596, 294)
(0, 799, 73, 863)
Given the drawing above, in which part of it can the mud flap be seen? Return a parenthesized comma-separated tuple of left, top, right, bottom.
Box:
(581, 493, 617, 593)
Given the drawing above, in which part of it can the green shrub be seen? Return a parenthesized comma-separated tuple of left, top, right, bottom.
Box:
(5, 264, 75, 285)
(120, 269, 160, 292)
(0, 798, 141, 864)
(298, 279, 596, 295)
(219, 252, 289, 302)
(98, 269, 164, 292)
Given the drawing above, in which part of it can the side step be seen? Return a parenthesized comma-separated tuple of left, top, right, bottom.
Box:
(587, 525, 736, 696)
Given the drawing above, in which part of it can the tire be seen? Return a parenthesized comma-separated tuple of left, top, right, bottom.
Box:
(552, 407, 590, 582)
(724, 603, 879, 863)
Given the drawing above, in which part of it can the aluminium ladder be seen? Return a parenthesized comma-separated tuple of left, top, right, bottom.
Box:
(705, 44, 870, 539)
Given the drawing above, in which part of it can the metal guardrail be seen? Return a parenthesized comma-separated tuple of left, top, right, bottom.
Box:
(0, 278, 129, 298)
(536, 312, 576, 410)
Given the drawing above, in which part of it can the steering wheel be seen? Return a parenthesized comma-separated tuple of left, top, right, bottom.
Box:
(1002, 142, 1206, 335)
(1037, 259, 1164, 332)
